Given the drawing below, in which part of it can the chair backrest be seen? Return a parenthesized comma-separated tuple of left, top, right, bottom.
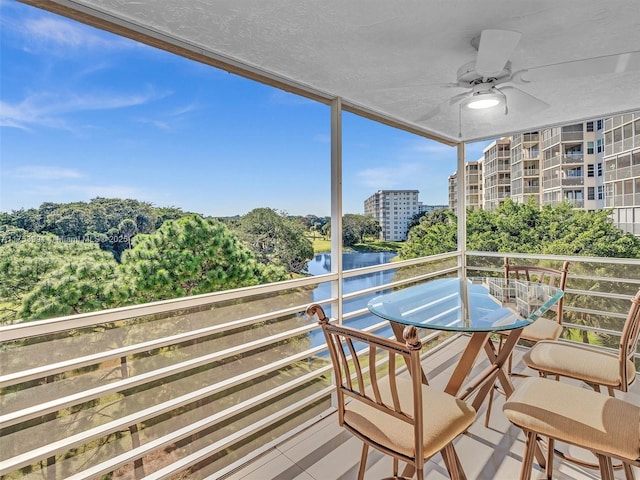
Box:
(306, 303, 424, 463)
(504, 257, 570, 324)
(619, 288, 640, 391)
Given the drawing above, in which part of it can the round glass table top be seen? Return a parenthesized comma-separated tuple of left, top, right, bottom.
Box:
(367, 276, 564, 332)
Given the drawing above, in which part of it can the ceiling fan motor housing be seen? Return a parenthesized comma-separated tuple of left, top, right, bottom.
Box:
(456, 60, 512, 87)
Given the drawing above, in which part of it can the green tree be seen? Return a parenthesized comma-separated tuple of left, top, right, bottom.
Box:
(400, 210, 457, 258)
(342, 214, 381, 246)
(123, 214, 287, 301)
(400, 200, 640, 259)
(20, 256, 129, 321)
(237, 208, 314, 274)
(0, 234, 123, 323)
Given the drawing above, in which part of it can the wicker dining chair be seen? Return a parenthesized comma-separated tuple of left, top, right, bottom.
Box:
(307, 304, 476, 480)
(523, 287, 640, 396)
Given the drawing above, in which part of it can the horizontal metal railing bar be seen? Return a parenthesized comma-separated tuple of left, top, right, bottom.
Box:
(563, 288, 635, 301)
(341, 251, 460, 278)
(562, 322, 630, 339)
(467, 251, 640, 266)
(342, 266, 459, 303)
(564, 306, 629, 320)
(63, 370, 334, 480)
(566, 274, 640, 285)
(343, 269, 458, 306)
(145, 387, 334, 480)
(0, 343, 332, 474)
(0, 304, 314, 388)
(0, 323, 323, 429)
(0, 274, 335, 342)
(148, 329, 456, 480)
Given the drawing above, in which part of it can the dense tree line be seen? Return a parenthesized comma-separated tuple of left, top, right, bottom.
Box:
(0, 200, 318, 323)
(400, 200, 640, 259)
(0, 214, 289, 323)
(0, 198, 187, 260)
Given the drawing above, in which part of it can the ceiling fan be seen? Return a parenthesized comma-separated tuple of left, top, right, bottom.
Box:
(416, 29, 640, 123)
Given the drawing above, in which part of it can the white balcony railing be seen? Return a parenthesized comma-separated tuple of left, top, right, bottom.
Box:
(1, 252, 639, 479)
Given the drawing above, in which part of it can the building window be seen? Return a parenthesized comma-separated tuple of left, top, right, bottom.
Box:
(597, 119, 603, 130)
(587, 164, 595, 177)
(587, 141, 594, 154)
(597, 163, 603, 176)
(586, 121, 594, 132)
(597, 186, 604, 200)
(597, 138, 604, 153)
(587, 187, 595, 200)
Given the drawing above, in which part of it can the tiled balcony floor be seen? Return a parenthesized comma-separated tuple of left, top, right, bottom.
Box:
(222, 336, 640, 480)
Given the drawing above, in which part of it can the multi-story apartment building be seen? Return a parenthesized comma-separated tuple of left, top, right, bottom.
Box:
(418, 203, 448, 214)
(604, 113, 640, 235)
(364, 190, 419, 241)
(510, 132, 541, 205)
(446, 113, 640, 236)
(448, 158, 483, 215)
(482, 138, 511, 210)
(540, 121, 604, 210)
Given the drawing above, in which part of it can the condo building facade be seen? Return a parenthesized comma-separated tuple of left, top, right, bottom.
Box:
(448, 112, 640, 235)
(448, 159, 483, 215)
(364, 190, 420, 241)
(604, 114, 640, 235)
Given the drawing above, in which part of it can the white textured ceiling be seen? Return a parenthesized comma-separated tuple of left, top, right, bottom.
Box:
(25, 0, 640, 144)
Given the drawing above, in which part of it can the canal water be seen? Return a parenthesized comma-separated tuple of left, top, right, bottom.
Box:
(306, 251, 397, 337)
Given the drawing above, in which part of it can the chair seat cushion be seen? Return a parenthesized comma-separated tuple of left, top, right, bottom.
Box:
(504, 377, 640, 461)
(519, 318, 562, 342)
(343, 376, 475, 459)
(523, 340, 635, 388)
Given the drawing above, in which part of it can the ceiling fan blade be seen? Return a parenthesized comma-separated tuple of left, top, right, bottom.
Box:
(500, 86, 549, 114)
(448, 91, 470, 106)
(521, 50, 640, 82)
(475, 29, 522, 78)
(415, 92, 469, 122)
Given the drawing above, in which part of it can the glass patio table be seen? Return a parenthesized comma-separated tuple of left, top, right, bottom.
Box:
(367, 276, 564, 412)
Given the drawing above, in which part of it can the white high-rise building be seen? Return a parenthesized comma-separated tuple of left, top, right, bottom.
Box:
(364, 190, 420, 241)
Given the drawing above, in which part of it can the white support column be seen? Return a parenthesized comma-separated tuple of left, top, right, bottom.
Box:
(456, 142, 467, 275)
(331, 97, 343, 323)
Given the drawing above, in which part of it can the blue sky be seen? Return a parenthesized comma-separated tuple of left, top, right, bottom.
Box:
(0, 1, 492, 217)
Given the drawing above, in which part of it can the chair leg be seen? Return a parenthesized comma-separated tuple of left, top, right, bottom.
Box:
(441, 443, 461, 480)
(545, 438, 554, 480)
(623, 462, 636, 480)
(520, 430, 536, 480)
(392, 457, 398, 478)
(357, 443, 368, 480)
(484, 383, 495, 428)
(597, 455, 615, 480)
(451, 444, 468, 480)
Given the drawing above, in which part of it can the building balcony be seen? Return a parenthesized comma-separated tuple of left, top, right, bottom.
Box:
(2, 252, 639, 480)
(562, 176, 584, 186)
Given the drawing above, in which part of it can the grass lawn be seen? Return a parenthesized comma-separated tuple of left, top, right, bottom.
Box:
(310, 236, 402, 254)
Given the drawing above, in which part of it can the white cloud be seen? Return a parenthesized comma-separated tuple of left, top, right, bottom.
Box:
(0, 88, 169, 131)
(357, 162, 424, 188)
(10, 166, 83, 180)
(20, 15, 132, 52)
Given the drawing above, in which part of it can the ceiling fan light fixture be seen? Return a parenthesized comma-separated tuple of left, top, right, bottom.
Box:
(466, 91, 502, 109)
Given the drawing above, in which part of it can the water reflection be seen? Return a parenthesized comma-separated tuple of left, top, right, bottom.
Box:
(307, 251, 397, 341)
